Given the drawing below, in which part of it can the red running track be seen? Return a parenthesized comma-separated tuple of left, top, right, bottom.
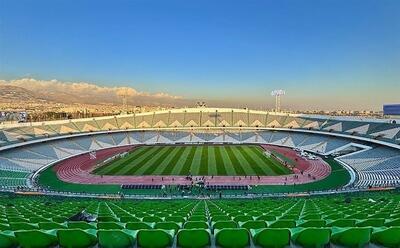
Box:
(54, 145, 331, 186)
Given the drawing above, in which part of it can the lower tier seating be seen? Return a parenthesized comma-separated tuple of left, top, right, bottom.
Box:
(0, 192, 400, 247)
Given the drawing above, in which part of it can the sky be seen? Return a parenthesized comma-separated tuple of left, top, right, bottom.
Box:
(0, 0, 399, 110)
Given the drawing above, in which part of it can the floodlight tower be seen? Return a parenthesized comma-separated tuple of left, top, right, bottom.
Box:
(271, 89, 285, 112)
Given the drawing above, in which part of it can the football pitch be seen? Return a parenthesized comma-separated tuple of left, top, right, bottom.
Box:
(93, 145, 292, 176)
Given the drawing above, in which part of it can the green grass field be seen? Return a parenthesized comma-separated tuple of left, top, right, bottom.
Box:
(38, 157, 349, 195)
(92, 145, 292, 176)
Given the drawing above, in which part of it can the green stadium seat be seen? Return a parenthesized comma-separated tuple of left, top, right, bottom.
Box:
(126, 222, 154, 230)
(97, 229, 137, 248)
(233, 215, 253, 222)
(184, 221, 208, 229)
(9, 222, 38, 231)
(256, 215, 276, 221)
(51, 217, 67, 223)
(267, 220, 296, 228)
(142, 216, 163, 223)
(38, 222, 67, 230)
(67, 221, 96, 229)
(371, 227, 400, 248)
(137, 229, 175, 248)
(0, 224, 10, 231)
(14, 229, 58, 248)
(297, 219, 326, 228)
(97, 216, 120, 222)
(7, 218, 29, 223)
(215, 228, 249, 248)
(57, 229, 97, 248)
(290, 227, 331, 248)
(330, 227, 372, 247)
(97, 222, 125, 230)
(29, 217, 49, 223)
(211, 215, 231, 222)
(356, 218, 385, 227)
(251, 228, 290, 248)
(212, 221, 237, 230)
(324, 213, 345, 220)
(301, 214, 321, 220)
(154, 221, 181, 232)
(188, 216, 207, 222)
(177, 229, 211, 248)
(346, 213, 368, 219)
(165, 216, 186, 223)
(327, 219, 356, 227)
(239, 220, 266, 230)
(0, 231, 17, 248)
(385, 218, 400, 227)
(119, 216, 140, 223)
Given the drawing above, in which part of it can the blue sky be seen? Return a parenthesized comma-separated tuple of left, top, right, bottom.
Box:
(0, 0, 399, 110)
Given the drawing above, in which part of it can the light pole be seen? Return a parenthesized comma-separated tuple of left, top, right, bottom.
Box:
(271, 90, 285, 112)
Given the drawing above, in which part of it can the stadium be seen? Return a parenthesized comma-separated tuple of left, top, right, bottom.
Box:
(1, 107, 400, 247)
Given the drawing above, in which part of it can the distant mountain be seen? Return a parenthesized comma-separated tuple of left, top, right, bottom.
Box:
(0, 85, 42, 102)
(0, 78, 189, 106)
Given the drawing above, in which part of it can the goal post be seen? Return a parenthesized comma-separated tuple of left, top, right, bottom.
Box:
(89, 150, 97, 160)
(264, 150, 271, 158)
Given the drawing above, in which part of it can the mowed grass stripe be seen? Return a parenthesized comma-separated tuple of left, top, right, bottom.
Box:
(214, 146, 228, 175)
(114, 146, 165, 175)
(171, 147, 192, 175)
(189, 146, 203, 175)
(207, 146, 218, 176)
(178, 146, 197, 175)
(243, 146, 277, 175)
(152, 146, 182, 175)
(199, 146, 209, 175)
(225, 146, 250, 175)
(122, 146, 166, 175)
(235, 146, 265, 175)
(218, 146, 237, 175)
(159, 146, 186, 175)
(93, 147, 145, 174)
(229, 145, 258, 175)
(136, 147, 174, 175)
(97, 146, 152, 175)
(111, 147, 161, 175)
(250, 146, 291, 175)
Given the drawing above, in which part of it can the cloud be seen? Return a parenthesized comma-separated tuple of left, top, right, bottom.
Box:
(0, 78, 185, 105)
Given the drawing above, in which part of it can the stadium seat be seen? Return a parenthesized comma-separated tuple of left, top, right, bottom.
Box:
(268, 220, 296, 228)
(14, 230, 58, 248)
(290, 227, 331, 248)
(327, 219, 356, 227)
(212, 221, 238, 230)
(97, 229, 137, 248)
(137, 229, 175, 248)
(177, 229, 211, 248)
(371, 227, 400, 247)
(154, 221, 181, 232)
(0, 231, 17, 248)
(57, 229, 97, 248)
(239, 220, 266, 230)
(297, 219, 326, 228)
(126, 222, 154, 230)
(184, 221, 208, 229)
(330, 227, 372, 247)
(9, 222, 38, 231)
(97, 222, 125, 230)
(67, 221, 96, 229)
(38, 222, 67, 230)
(215, 228, 249, 248)
(250, 228, 290, 248)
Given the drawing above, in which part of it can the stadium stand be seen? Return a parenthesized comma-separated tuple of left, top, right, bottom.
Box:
(0, 193, 399, 248)
(0, 108, 399, 195)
